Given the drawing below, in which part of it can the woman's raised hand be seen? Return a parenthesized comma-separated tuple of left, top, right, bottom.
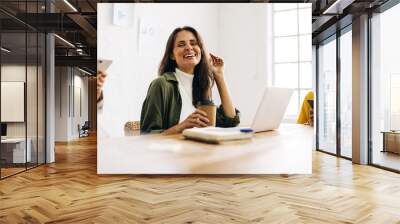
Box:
(209, 53, 224, 79)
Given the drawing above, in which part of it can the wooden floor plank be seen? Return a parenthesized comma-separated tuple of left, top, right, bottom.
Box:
(0, 135, 400, 223)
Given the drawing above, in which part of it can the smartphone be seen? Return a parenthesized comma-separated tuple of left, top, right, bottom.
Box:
(97, 59, 113, 72)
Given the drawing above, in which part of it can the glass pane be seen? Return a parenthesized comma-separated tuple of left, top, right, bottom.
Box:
(390, 74, 400, 130)
(299, 8, 311, 35)
(340, 30, 352, 158)
(371, 3, 400, 171)
(38, 33, 46, 165)
(274, 63, 298, 88)
(1, 32, 27, 177)
(274, 10, 298, 36)
(318, 38, 337, 155)
(274, 36, 298, 62)
(300, 62, 312, 89)
(27, 32, 38, 169)
(299, 34, 312, 61)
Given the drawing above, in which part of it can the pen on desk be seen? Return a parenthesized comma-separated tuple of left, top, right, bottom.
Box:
(240, 128, 254, 133)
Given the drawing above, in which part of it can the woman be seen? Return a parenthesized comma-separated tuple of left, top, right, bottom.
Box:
(140, 26, 240, 134)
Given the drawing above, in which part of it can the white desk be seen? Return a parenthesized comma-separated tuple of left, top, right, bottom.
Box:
(98, 124, 313, 174)
(1, 138, 31, 163)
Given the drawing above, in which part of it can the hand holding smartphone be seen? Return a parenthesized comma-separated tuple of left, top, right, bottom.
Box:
(97, 58, 111, 101)
(97, 59, 113, 72)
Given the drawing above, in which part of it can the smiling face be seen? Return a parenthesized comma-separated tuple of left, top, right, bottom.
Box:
(171, 30, 202, 74)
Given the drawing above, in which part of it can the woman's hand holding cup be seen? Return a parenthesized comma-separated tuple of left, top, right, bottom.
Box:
(178, 109, 209, 132)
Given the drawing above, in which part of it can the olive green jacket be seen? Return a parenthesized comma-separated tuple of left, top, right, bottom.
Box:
(140, 72, 240, 134)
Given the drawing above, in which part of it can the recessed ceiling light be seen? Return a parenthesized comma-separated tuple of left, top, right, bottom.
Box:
(323, 0, 355, 15)
(1, 47, 11, 53)
(63, 0, 78, 12)
(78, 67, 93, 76)
(54, 34, 75, 48)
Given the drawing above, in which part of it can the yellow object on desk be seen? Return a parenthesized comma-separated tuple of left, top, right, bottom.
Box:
(297, 91, 314, 125)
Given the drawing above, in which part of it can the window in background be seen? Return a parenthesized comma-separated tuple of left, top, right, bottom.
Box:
(317, 36, 337, 155)
(390, 74, 400, 130)
(272, 3, 312, 121)
(371, 3, 400, 171)
(340, 28, 352, 158)
(1, 29, 28, 178)
(0, 1, 46, 179)
(27, 31, 39, 170)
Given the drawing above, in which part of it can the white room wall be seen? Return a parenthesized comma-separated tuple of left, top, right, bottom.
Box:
(55, 67, 89, 141)
(55, 67, 69, 141)
(98, 3, 273, 136)
(217, 4, 271, 125)
(71, 73, 89, 138)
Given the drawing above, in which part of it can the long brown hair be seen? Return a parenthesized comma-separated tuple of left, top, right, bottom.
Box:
(158, 26, 214, 106)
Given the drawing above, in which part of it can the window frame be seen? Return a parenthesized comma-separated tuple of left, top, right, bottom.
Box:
(272, 4, 313, 122)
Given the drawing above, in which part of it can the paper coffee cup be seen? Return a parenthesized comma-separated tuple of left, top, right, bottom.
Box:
(197, 103, 217, 127)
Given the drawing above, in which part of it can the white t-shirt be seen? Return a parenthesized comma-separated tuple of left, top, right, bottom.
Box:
(175, 68, 196, 122)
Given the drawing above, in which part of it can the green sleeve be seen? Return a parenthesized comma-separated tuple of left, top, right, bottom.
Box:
(216, 105, 241, 127)
(140, 79, 165, 134)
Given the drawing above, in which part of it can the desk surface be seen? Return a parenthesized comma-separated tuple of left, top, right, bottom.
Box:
(98, 124, 313, 174)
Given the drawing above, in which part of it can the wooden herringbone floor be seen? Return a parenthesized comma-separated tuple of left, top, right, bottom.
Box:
(1, 135, 400, 223)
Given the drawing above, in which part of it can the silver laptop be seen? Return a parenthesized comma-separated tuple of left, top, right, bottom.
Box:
(250, 87, 293, 132)
(182, 87, 293, 142)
